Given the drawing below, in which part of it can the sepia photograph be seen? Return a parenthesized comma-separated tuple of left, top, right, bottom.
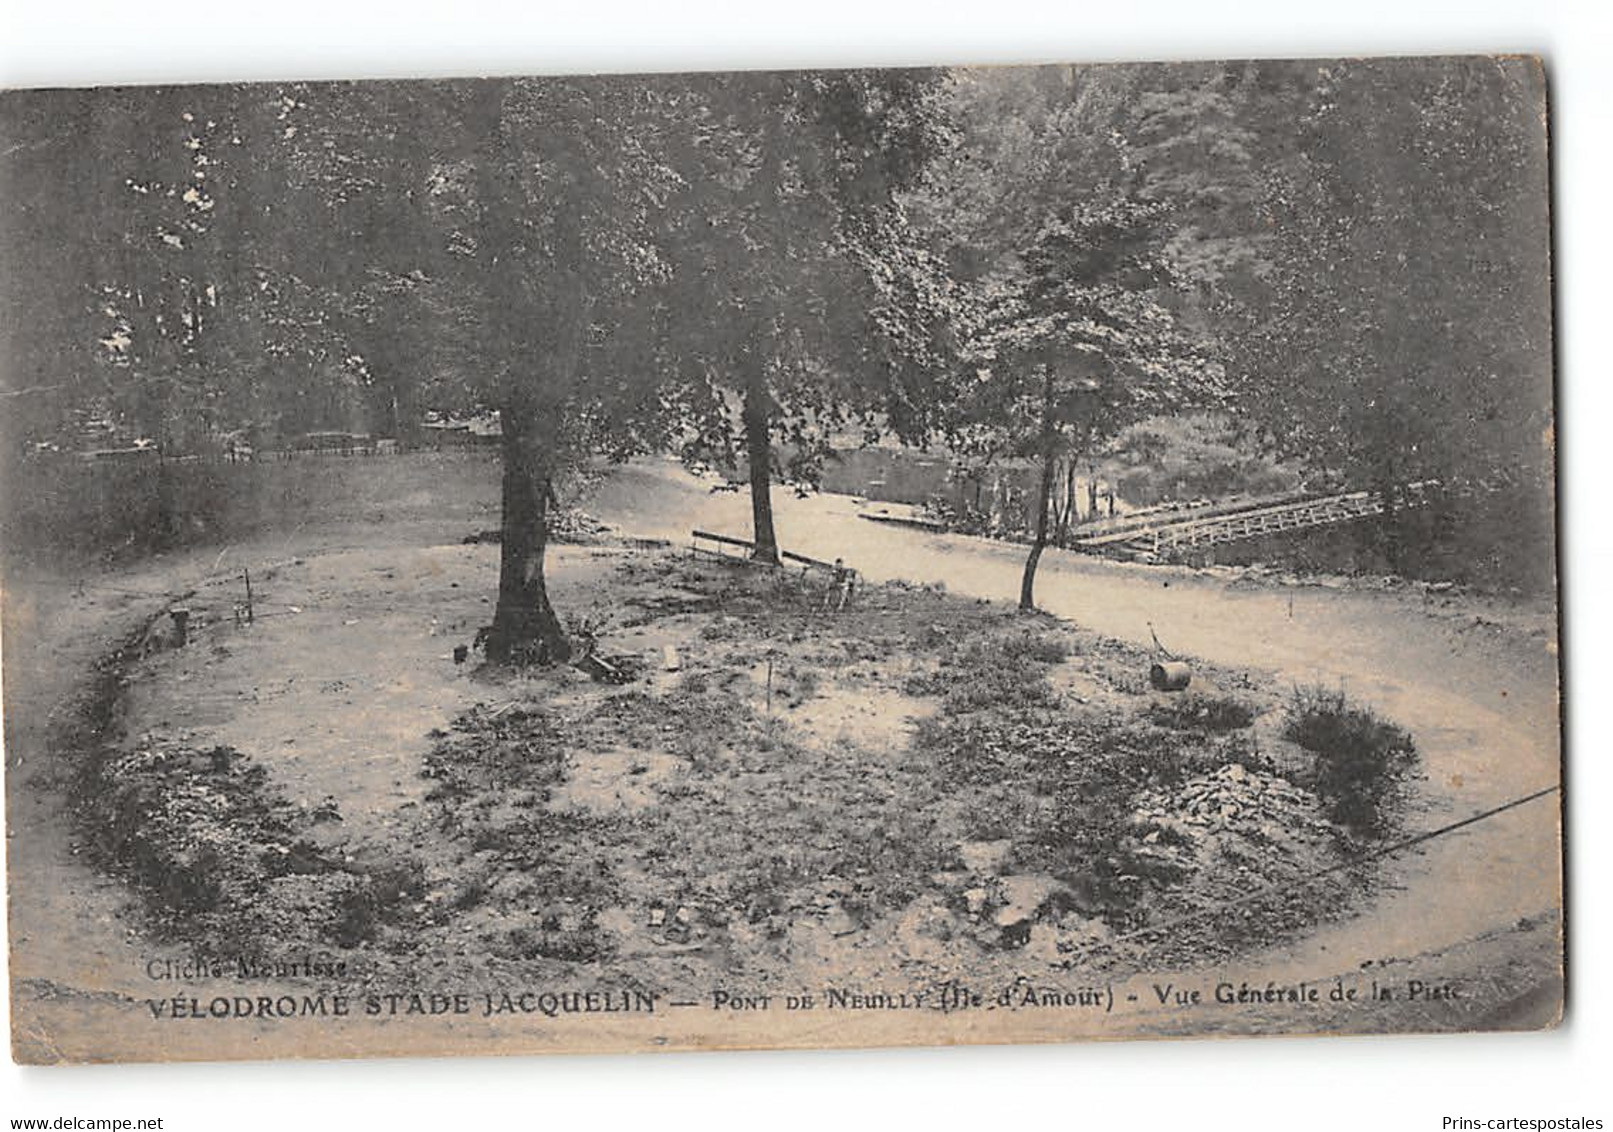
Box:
(0, 37, 1569, 1087)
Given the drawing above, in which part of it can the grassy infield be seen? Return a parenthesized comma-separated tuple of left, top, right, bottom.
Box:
(80, 552, 1417, 978)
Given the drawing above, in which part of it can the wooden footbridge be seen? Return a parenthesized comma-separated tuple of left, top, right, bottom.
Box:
(1073, 481, 1440, 563)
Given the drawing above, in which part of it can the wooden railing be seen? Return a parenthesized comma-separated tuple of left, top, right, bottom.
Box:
(1076, 482, 1441, 561)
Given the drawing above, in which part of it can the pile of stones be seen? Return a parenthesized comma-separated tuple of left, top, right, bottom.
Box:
(1130, 762, 1334, 858)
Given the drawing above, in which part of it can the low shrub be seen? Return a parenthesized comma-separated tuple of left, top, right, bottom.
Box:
(905, 631, 1071, 715)
(422, 705, 566, 799)
(1147, 693, 1256, 734)
(1283, 686, 1418, 835)
(499, 918, 611, 963)
(916, 709, 1229, 922)
(83, 733, 423, 957)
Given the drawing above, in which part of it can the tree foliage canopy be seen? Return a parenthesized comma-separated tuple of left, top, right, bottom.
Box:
(1, 57, 1555, 608)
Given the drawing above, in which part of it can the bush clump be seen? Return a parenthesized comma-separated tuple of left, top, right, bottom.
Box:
(84, 735, 422, 957)
(904, 630, 1070, 714)
(1283, 686, 1417, 835)
(1147, 693, 1257, 734)
(915, 709, 1227, 920)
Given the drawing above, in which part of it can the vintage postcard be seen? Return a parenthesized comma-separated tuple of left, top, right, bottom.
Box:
(0, 54, 1560, 1064)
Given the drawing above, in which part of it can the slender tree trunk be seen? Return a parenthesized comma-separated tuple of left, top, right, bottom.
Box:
(1019, 369, 1059, 612)
(400, 378, 426, 450)
(1018, 453, 1056, 611)
(1379, 478, 1404, 574)
(1048, 459, 1065, 543)
(1060, 459, 1080, 540)
(484, 397, 571, 665)
(155, 455, 176, 549)
(743, 375, 780, 565)
(379, 362, 422, 449)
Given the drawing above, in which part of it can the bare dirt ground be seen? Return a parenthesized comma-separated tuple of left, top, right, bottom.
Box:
(3, 455, 1563, 1062)
(603, 461, 1563, 978)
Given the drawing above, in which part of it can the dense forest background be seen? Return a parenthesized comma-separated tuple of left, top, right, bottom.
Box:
(0, 58, 1554, 653)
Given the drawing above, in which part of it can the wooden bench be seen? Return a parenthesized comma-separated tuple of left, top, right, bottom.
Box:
(690, 532, 859, 609)
(691, 528, 757, 561)
(781, 548, 857, 582)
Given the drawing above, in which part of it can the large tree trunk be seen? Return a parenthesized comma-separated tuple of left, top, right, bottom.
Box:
(484, 397, 571, 665)
(743, 376, 780, 565)
(1019, 369, 1059, 612)
(469, 81, 572, 666)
